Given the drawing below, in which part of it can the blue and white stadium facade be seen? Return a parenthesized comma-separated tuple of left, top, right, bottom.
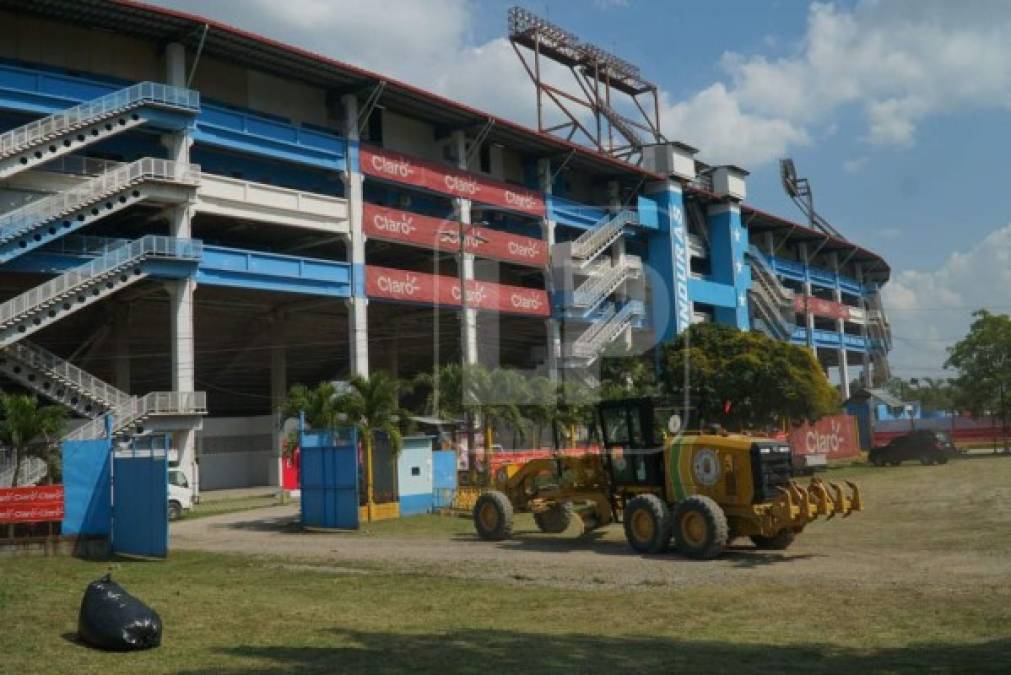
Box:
(0, 0, 891, 491)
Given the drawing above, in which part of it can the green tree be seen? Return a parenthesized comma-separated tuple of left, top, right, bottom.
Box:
(0, 393, 66, 488)
(599, 356, 659, 400)
(946, 310, 1011, 443)
(660, 323, 840, 431)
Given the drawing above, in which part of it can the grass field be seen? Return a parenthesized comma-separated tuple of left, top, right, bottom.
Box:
(2, 456, 1010, 674)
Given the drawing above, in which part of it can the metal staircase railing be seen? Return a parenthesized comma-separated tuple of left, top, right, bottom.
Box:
(0, 158, 199, 262)
(0, 235, 201, 348)
(571, 256, 642, 313)
(0, 340, 132, 416)
(746, 246, 795, 340)
(569, 208, 636, 265)
(0, 455, 47, 487)
(0, 82, 199, 179)
(63, 391, 208, 442)
(570, 300, 644, 361)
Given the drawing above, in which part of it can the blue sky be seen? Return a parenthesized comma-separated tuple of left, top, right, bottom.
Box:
(152, 0, 1011, 378)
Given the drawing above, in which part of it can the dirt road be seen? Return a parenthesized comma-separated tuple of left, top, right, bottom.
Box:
(172, 457, 1011, 591)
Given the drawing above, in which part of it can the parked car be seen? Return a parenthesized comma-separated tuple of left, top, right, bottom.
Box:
(168, 469, 194, 521)
(869, 431, 957, 466)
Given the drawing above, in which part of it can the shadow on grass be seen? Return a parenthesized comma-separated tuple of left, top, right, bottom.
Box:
(176, 629, 1011, 674)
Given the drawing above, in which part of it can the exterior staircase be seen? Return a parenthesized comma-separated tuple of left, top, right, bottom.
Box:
(63, 391, 208, 442)
(0, 340, 132, 417)
(0, 82, 199, 180)
(0, 235, 201, 348)
(746, 246, 795, 340)
(566, 208, 637, 267)
(0, 157, 199, 263)
(569, 255, 643, 317)
(567, 301, 644, 365)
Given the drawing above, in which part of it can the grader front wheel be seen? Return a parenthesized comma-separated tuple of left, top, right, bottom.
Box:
(473, 491, 513, 541)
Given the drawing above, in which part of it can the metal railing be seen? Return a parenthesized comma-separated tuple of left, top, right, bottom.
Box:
(2, 340, 132, 410)
(0, 82, 199, 157)
(0, 158, 200, 242)
(36, 155, 125, 177)
(63, 390, 208, 441)
(42, 234, 131, 257)
(570, 208, 636, 261)
(0, 235, 202, 327)
(572, 256, 641, 308)
(571, 300, 643, 358)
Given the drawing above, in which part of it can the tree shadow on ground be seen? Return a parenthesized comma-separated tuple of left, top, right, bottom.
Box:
(175, 628, 1011, 674)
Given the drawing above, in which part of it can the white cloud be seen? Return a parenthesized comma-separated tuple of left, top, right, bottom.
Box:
(882, 224, 1011, 376)
(842, 156, 868, 173)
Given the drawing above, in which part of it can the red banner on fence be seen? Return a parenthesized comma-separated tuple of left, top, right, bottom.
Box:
(787, 415, 860, 460)
(366, 266, 550, 317)
(360, 145, 546, 218)
(362, 204, 548, 267)
(793, 295, 861, 322)
(0, 485, 64, 523)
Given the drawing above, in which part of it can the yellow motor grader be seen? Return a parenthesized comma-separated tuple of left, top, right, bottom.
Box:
(473, 397, 861, 559)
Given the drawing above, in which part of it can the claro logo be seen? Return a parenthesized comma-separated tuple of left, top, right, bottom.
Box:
(376, 272, 420, 297)
(445, 175, 479, 196)
(507, 240, 542, 259)
(451, 284, 488, 304)
(505, 190, 537, 210)
(805, 419, 843, 454)
(370, 154, 415, 179)
(373, 213, 415, 236)
(510, 293, 542, 311)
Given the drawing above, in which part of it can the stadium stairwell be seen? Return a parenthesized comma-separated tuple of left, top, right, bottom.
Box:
(0, 84, 206, 439)
(552, 208, 646, 368)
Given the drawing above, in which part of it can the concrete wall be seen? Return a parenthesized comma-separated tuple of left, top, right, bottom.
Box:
(196, 415, 276, 490)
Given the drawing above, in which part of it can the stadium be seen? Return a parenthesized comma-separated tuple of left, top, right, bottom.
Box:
(0, 0, 891, 493)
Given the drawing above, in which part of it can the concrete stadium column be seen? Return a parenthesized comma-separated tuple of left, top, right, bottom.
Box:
(538, 158, 561, 380)
(342, 93, 369, 377)
(270, 329, 287, 489)
(165, 41, 198, 489)
(644, 179, 689, 345)
(706, 201, 750, 330)
(452, 130, 478, 366)
(799, 242, 816, 354)
(856, 262, 872, 388)
(832, 252, 851, 400)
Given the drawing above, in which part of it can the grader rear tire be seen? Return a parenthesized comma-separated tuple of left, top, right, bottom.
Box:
(673, 495, 729, 560)
(750, 529, 796, 550)
(473, 491, 513, 541)
(623, 494, 672, 554)
(533, 502, 574, 533)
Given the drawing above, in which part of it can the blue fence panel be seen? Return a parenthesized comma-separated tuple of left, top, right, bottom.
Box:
(112, 446, 168, 558)
(432, 450, 458, 510)
(61, 438, 112, 536)
(300, 428, 359, 530)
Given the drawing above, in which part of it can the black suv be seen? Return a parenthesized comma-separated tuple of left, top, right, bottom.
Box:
(869, 430, 957, 466)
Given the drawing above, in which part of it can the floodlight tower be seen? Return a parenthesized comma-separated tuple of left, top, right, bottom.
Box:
(779, 158, 845, 239)
(508, 6, 666, 165)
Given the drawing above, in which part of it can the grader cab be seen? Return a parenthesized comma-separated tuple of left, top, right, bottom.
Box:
(473, 397, 861, 559)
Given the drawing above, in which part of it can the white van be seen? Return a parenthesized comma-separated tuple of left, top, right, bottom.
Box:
(168, 469, 194, 521)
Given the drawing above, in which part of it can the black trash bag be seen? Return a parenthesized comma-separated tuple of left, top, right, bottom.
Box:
(77, 574, 162, 651)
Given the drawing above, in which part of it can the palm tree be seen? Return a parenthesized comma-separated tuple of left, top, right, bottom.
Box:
(338, 372, 404, 521)
(0, 393, 66, 488)
(525, 376, 557, 450)
(462, 366, 528, 483)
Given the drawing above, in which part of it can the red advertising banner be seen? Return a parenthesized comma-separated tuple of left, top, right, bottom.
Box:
(0, 485, 64, 524)
(362, 204, 548, 267)
(793, 295, 855, 321)
(360, 145, 545, 218)
(787, 415, 860, 460)
(366, 266, 550, 317)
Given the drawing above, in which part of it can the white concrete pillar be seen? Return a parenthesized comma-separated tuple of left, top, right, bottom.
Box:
(831, 252, 850, 400)
(453, 130, 478, 366)
(166, 42, 186, 87)
(342, 93, 369, 378)
(166, 278, 197, 492)
(856, 263, 872, 388)
(270, 335, 287, 489)
(538, 158, 560, 381)
(799, 243, 815, 355)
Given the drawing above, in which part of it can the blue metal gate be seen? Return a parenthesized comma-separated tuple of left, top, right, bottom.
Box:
(432, 449, 458, 510)
(112, 441, 169, 557)
(300, 427, 359, 530)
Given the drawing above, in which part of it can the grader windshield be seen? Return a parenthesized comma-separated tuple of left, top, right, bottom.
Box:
(597, 398, 666, 489)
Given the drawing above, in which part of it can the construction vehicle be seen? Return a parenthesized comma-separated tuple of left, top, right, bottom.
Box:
(472, 397, 861, 559)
